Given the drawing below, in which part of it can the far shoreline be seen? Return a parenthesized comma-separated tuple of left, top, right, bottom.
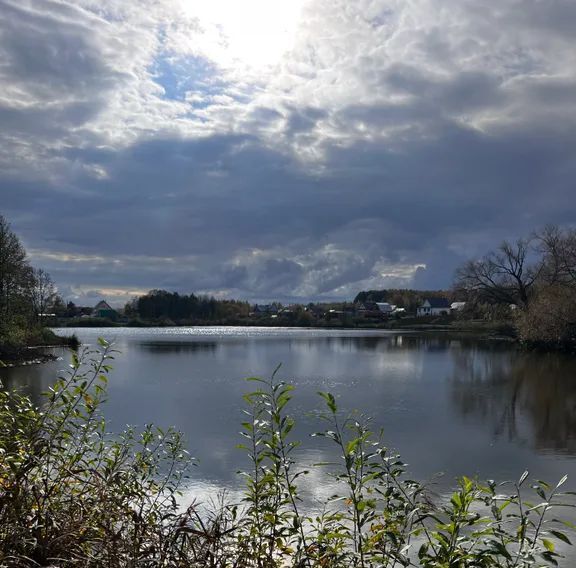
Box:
(52, 317, 518, 338)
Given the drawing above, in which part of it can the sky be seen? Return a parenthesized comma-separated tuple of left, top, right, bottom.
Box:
(1, 0, 575, 306)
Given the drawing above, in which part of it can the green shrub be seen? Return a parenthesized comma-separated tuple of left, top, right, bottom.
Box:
(0, 343, 574, 566)
(0, 340, 191, 566)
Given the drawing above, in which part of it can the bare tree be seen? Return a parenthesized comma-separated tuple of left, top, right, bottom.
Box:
(454, 238, 544, 307)
(455, 227, 576, 346)
(537, 225, 576, 288)
(0, 215, 31, 320)
(30, 268, 57, 324)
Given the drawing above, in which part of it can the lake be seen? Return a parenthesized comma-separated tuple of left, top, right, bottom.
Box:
(3, 326, 576, 505)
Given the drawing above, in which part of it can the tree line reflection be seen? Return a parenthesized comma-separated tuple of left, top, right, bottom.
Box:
(3, 332, 576, 457)
(449, 347, 576, 454)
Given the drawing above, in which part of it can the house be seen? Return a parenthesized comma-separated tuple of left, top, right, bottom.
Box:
(416, 297, 451, 317)
(304, 305, 323, 317)
(252, 304, 279, 315)
(92, 300, 118, 320)
(376, 302, 396, 314)
(451, 301, 467, 311)
(355, 302, 382, 317)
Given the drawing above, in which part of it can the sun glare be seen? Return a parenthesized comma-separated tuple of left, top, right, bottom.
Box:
(180, 0, 306, 69)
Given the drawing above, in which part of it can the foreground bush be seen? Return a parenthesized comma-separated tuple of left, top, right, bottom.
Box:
(0, 342, 574, 567)
(516, 285, 576, 351)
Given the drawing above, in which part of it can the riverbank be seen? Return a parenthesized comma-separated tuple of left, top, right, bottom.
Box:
(55, 314, 517, 336)
(0, 328, 79, 366)
(387, 317, 517, 336)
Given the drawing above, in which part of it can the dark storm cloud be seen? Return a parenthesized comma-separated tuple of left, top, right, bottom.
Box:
(283, 106, 327, 136)
(0, 1, 117, 98)
(381, 66, 507, 113)
(0, 0, 122, 146)
(7, 108, 576, 299)
(1, 0, 576, 302)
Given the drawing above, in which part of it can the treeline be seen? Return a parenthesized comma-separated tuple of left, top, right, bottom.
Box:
(124, 289, 251, 324)
(455, 225, 576, 349)
(0, 215, 67, 359)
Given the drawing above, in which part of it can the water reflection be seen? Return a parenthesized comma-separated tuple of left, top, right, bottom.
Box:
(135, 341, 218, 354)
(6, 329, 576, 562)
(0, 359, 60, 404)
(2, 328, 576, 492)
(449, 348, 576, 454)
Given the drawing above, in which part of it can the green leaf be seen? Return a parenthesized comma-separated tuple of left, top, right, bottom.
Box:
(283, 420, 294, 435)
(450, 492, 462, 509)
(490, 542, 512, 560)
(549, 530, 572, 545)
(540, 551, 559, 566)
(556, 475, 568, 489)
(536, 487, 547, 500)
(542, 538, 555, 552)
(245, 376, 265, 383)
(317, 391, 337, 413)
(346, 438, 360, 455)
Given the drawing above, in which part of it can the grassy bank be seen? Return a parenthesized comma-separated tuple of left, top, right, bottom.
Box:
(0, 342, 573, 567)
(0, 327, 79, 365)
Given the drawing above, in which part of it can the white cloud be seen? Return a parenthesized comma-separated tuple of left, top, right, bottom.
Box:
(4, 0, 576, 169)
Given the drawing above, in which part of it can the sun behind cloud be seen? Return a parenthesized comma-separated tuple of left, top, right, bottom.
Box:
(179, 0, 307, 69)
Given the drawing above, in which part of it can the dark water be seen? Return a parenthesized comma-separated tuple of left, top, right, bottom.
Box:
(3, 327, 576, 503)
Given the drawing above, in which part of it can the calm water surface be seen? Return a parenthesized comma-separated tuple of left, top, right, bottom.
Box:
(3, 326, 576, 502)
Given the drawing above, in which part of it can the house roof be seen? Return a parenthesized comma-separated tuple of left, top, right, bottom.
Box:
(423, 297, 451, 308)
(94, 300, 115, 311)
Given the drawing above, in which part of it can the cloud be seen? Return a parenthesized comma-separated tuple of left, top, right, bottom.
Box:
(1, 0, 576, 303)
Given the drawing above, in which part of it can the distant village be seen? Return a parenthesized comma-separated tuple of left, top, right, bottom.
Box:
(52, 294, 472, 328)
(252, 297, 463, 319)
